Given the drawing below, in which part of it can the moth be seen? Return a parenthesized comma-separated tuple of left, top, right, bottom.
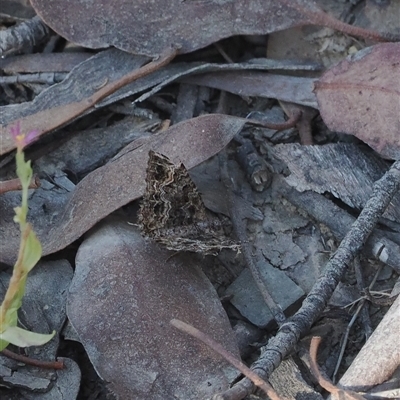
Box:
(138, 150, 240, 255)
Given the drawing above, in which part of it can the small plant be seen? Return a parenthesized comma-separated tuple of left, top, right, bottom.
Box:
(0, 123, 55, 351)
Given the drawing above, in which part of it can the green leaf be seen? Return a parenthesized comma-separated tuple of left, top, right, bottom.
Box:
(22, 228, 42, 273)
(0, 339, 9, 351)
(0, 326, 55, 348)
(2, 274, 28, 329)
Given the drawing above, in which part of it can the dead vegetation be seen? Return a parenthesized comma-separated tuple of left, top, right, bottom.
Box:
(0, 1, 399, 399)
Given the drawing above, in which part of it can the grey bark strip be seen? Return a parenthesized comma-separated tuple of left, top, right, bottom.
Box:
(215, 160, 400, 400)
(0, 16, 50, 56)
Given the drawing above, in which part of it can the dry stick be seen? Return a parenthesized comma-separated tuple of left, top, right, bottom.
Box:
(309, 337, 365, 400)
(277, 181, 400, 274)
(0, 175, 40, 195)
(218, 151, 286, 326)
(170, 319, 285, 400)
(1, 348, 64, 370)
(216, 160, 400, 400)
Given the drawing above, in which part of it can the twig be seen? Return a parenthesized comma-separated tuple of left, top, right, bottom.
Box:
(285, 0, 399, 42)
(309, 337, 365, 400)
(217, 160, 400, 399)
(352, 257, 373, 339)
(170, 319, 285, 400)
(219, 151, 286, 325)
(0, 73, 67, 85)
(0, 16, 51, 56)
(0, 175, 40, 195)
(332, 259, 380, 383)
(277, 179, 400, 274)
(1, 348, 64, 370)
(279, 101, 317, 145)
(332, 258, 378, 382)
(246, 110, 302, 131)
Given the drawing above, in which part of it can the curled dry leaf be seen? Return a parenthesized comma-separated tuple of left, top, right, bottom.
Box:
(315, 43, 400, 160)
(67, 218, 240, 399)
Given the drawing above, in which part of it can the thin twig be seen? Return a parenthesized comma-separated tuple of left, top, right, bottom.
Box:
(170, 319, 285, 400)
(0, 175, 40, 195)
(218, 160, 400, 399)
(309, 337, 365, 400)
(332, 259, 379, 382)
(285, 0, 399, 42)
(352, 257, 373, 339)
(1, 348, 64, 370)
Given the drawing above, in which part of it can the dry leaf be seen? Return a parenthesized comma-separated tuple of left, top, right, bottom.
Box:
(68, 218, 240, 399)
(0, 114, 245, 265)
(182, 71, 318, 108)
(315, 43, 400, 160)
(29, 0, 379, 57)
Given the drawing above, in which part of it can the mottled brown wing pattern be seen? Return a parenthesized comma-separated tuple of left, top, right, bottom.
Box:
(138, 150, 240, 255)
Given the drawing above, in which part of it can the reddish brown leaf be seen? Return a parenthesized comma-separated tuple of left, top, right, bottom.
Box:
(30, 0, 386, 57)
(315, 43, 400, 160)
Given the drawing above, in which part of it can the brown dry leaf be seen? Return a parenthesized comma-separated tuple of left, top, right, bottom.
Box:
(315, 43, 400, 160)
(68, 218, 240, 400)
(0, 114, 245, 265)
(29, 0, 382, 57)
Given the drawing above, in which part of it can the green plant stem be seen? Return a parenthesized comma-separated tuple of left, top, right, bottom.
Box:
(0, 224, 31, 326)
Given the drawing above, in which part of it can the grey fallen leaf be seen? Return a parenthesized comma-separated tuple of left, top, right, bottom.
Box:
(226, 260, 305, 328)
(68, 218, 240, 400)
(19, 358, 81, 400)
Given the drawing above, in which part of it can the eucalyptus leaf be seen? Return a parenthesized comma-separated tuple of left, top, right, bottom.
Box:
(0, 326, 55, 348)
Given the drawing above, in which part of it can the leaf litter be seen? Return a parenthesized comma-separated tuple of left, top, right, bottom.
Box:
(0, 1, 400, 399)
